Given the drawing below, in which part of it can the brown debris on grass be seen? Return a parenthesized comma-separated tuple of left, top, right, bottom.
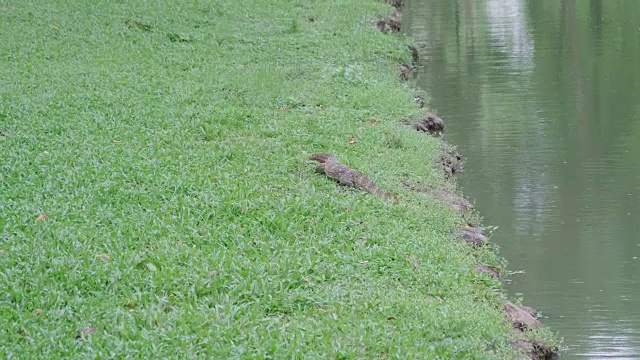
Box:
(375, 10, 402, 33)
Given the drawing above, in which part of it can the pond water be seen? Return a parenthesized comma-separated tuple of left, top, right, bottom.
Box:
(405, 0, 640, 358)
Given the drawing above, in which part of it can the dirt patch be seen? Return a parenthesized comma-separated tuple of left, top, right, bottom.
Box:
(451, 225, 487, 247)
(504, 302, 542, 331)
(519, 305, 539, 319)
(474, 264, 502, 280)
(398, 64, 410, 81)
(412, 113, 445, 134)
(512, 339, 559, 360)
(506, 303, 559, 359)
(376, 9, 402, 33)
(403, 182, 472, 215)
(436, 144, 462, 178)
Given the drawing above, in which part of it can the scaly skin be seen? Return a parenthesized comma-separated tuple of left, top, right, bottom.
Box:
(309, 153, 397, 202)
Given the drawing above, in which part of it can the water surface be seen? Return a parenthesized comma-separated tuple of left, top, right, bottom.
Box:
(405, 1, 640, 358)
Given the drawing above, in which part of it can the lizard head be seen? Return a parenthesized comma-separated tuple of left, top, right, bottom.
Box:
(309, 153, 334, 163)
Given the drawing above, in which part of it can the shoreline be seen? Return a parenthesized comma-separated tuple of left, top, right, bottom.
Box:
(386, 1, 560, 358)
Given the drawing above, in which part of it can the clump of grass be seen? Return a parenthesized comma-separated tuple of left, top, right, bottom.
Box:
(0, 0, 550, 358)
(286, 16, 299, 34)
(383, 131, 404, 149)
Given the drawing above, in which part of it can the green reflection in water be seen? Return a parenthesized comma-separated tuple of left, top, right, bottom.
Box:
(405, 0, 640, 358)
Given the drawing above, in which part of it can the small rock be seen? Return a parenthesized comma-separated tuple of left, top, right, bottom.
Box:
(504, 302, 542, 331)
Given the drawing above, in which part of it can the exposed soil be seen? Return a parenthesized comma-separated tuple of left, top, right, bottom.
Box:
(519, 305, 539, 319)
(398, 64, 411, 81)
(413, 113, 445, 134)
(505, 302, 542, 331)
(436, 144, 462, 179)
(451, 225, 488, 247)
(512, 339, 559, 360)
(375, 9, 402, 33)
(505, 303, 559, 359)
(474, 264, 502, 280)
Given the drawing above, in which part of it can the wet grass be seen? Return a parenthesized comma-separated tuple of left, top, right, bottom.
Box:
(1, 0, 532, 358)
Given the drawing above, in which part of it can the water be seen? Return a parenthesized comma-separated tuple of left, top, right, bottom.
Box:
(405, 0, 640, 358)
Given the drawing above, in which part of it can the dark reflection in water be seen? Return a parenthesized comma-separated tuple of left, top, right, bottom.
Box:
(405, 0, 640, 358)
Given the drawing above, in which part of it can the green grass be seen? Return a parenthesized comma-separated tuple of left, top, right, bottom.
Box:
(1, 0, 534, 358)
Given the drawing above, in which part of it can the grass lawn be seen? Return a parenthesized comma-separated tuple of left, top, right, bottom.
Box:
(1, 0, 539, 358)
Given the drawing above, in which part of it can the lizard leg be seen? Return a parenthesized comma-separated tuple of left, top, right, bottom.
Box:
(338, 175, 354, 187)
(315, 164, 326, 174)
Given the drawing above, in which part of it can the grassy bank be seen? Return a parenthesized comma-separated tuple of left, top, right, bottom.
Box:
(1, 0, 540, 358)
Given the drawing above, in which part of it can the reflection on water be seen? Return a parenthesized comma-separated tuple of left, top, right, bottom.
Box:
(485, 0, 534, 71)
(405, 0, 640, 358)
